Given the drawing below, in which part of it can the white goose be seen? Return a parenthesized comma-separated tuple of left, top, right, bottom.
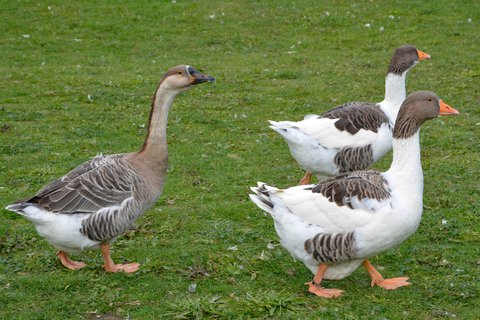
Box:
(270, 45, 431, 184)
(250, 91, 459, 298)
(6, 65, 215, 272)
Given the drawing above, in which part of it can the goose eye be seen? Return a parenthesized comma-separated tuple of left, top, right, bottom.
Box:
(428, 98, 432, 102)
(177, 71, 182, 75)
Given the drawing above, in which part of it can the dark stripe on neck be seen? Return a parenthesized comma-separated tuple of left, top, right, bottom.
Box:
(387, 56, 411, 75)
(392, 106, 422, 139)
(386, 45, 418, 75)
(139, 81, 163, 153)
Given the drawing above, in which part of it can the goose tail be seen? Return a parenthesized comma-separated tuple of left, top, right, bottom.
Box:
(5, 202, 30, 216)
(249, 182, 279, 216)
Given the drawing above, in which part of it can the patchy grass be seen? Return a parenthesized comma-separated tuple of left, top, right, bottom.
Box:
(1, 0, 479, 319)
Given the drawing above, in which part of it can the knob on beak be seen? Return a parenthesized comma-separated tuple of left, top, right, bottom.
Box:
(189, 67, 215, 85)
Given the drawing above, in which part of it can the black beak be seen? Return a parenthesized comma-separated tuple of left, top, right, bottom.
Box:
(189, 67, 215, 85)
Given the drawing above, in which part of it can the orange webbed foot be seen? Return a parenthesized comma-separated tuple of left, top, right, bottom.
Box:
(68, 260, 87, 270)
(56, 250, 86, 270)
(363, 260, 411, 291)
(373, 277, 411, 290)
(100, 243, 140, 273)
(104, 262, 140, 273)
(305, 281, 344, 298)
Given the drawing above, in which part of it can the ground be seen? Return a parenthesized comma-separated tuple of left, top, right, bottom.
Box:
(0, 1, 479, 319)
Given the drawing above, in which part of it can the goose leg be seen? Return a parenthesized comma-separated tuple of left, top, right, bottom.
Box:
(299, 172, 313, 185)
(363, 260, 411, 290)
(56, 250, 86, 270)
(100, 243, 140, 273)
(305, 264, 344, 298)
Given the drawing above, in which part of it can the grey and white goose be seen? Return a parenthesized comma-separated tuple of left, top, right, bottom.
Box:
(6, 65, 215, 273)
(250, 91, 458, 298)
(270, 45, 431, 184)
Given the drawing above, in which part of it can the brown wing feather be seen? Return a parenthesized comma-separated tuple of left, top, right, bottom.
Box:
(25, 155, 138, 214)
(321, 102, 391, 134)
(311, 170, 391, 208)
(34, 155, 106, 198)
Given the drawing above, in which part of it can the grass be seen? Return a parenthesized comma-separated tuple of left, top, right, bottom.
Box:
(0, 0, 479, 319)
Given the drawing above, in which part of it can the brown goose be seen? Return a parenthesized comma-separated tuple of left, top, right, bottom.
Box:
(6, 65, 215, 272)
(250, 91, 458, 297)
(269, 45, 431, 184)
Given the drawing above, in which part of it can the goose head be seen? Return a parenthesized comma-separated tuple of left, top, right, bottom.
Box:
(393, 91, 459, 139)
(160, 65, 215, 92)
(387, 45, 431, 75)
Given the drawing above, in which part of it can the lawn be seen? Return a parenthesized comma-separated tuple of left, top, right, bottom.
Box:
(0, 0, 479, 319)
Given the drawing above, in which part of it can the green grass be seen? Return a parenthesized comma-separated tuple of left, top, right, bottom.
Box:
(1, 0, 479, 319)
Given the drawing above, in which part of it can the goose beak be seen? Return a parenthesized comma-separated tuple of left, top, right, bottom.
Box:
(438, 99, 460, 116)
(189, 68, 215, 85)
(417, 49, 431, 61)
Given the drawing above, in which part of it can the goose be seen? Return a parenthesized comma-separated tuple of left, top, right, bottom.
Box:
(5, 65, 215, 273)
(250, 91, 459, 298)
(270, 45, 431, 184)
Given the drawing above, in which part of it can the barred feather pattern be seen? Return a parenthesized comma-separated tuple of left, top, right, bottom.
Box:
(34, 154, 116, 201)
(321, 103, 389, 135)
(304, 232, 356, 264)
(334, 144, 374, 173)
(21, 153, 162, 242)
(29, 155, 134, 212)
(80, 182, 156, 241)
(311, 170, 391, 208)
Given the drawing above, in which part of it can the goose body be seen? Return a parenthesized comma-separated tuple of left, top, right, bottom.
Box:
(8, 154, 160, 253)
(270, 45, 431, 183)
(6, 65, 215, 272)
(250, 91, 459, 297)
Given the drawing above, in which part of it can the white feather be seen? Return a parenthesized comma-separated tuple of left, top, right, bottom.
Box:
(269, 72, 409, 178)
(250, 129, 424, 280)
(16, 205, 98, 253)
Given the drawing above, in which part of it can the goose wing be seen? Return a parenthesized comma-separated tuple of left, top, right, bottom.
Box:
(311, 170, 391, 209)
(25, 154, 138, 214)
(273, 170, 392, 231)
(321, 102, 390, 134)
(291, 103, 391, 149)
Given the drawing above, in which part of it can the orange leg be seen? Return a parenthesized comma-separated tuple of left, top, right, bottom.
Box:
(305, 264, 344, 298)
(100, 243, 140, 273)
(363, 260, 411, 290)
(56, 250, 86, 270)
(299, 172, 313, 185)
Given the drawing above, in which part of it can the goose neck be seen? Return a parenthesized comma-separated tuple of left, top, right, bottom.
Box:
(378, 72, 407, 124)
(139, 84, 179, 156)
(385, 132, 424, 215)
(388, 132, 422, 175)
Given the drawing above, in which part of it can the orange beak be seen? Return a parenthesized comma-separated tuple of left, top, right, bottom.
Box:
(439, 99, 460, 116)
(417, 49, 431, 61)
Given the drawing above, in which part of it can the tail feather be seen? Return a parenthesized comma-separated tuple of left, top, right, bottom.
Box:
(249, 182, 278, 215)
(268, 120, 298, 131)
(5, 203, 29, 216)
(268, 120, 310, 145)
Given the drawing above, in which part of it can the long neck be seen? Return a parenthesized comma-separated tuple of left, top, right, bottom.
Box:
(386, 131, 424, 203)
(389, 132, 422, 173)
(139, 84, 179, 157)
(380, 72, 408, 122)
